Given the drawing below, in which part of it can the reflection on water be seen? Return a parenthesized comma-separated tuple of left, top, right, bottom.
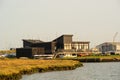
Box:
(21, 62, 120, 80)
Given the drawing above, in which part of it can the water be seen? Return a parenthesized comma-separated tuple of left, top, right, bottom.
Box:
(21, 62, 120, 80)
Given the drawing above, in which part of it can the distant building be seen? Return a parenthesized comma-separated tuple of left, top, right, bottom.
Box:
(16, 34, 90, 58)
(96, 42, 120, 54)
(10, 48, 16, 50)
(91, 47, 100, 54)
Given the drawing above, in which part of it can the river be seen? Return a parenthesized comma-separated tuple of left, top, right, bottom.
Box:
(21, 62, 120, 80)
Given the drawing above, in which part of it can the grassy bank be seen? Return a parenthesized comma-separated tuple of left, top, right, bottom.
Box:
(63, 55, 120, 62)
(0, 59, 83, 80)
(0, 50, 16, 54)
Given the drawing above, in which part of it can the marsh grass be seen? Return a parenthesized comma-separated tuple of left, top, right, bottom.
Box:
(0, 59, 82, 80)
(0, 50, 16, 54)
(63, 55, 120, 62)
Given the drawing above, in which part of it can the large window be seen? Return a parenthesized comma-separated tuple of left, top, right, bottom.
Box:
(64, 43, 71, 50)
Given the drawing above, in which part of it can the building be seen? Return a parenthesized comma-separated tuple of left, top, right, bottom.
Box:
(96, 42, 120, 54)
(32, 42, 56, 54)
(72, 42, 90, 52)
(53, 35, 90, 52)
(16, 47, 44, 58)
(91, 47, 100, 54)
(16, 34, 90, 58)
(53, 35, 73, 51)
(23, 39, 44, 48)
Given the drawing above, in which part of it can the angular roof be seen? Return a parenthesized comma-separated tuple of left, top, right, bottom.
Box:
(53, 34, 73, 41)
(23, 39, 44, 43)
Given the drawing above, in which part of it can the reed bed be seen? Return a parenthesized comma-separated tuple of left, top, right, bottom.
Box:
(63, 55, 120, 62)
(78, 55, 120, 62)
(0, 59, 82, 80)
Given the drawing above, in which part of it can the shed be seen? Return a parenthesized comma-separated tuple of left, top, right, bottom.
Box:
(16, 47, 44, 58)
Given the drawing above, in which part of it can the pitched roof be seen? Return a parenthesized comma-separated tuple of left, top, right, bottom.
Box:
(23, 39, 44, 43)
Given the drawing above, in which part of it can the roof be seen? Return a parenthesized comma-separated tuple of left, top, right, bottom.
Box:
(23, 39, 44, 43)
(53, 34, 73, 41)
(72, 41, 90, 43)
(97, 42, 120, 47)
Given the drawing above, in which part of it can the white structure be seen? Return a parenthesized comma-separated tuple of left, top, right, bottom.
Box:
(96, 42, 120, 54)
(91, 48, 101, 54)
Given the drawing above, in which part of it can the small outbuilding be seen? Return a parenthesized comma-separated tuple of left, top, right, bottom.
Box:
(16, 47, 44, 58)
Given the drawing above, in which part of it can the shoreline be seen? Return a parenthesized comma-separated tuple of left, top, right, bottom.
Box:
(1, 56, 120, 80)
(78, 57, 120, 62)
(0, 59, 83, 80)
(63, 57, 120, 62)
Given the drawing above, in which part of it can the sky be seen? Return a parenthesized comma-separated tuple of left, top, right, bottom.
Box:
(0, 0, 120, 50)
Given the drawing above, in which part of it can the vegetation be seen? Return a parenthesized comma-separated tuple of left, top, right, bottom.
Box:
(78, 55, 120, 59)
(62, 55, 120, 62)
(0, 59, 82, 80)
(0, 50, 16, 54)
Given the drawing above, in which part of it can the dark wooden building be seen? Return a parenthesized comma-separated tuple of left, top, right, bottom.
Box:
(23, 39, 44, 48)
(16, 34, 90, 58)
(16, 47, 44, 58)
(32, 42, 56, 54)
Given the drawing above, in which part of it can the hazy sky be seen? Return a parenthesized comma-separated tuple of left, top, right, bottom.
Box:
(0, 0, 120, 49)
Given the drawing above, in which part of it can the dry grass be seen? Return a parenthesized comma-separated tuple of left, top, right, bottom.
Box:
(78, 55, 120, 59)
(0, 59, 82, 80)
(0, 50, 16, 54)
(63, 55, 120, 62)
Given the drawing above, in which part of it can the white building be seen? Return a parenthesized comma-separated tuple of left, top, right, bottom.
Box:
(96, 42, 120, 54)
